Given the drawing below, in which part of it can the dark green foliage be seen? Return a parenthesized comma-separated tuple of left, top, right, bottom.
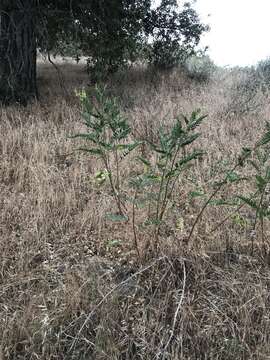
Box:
(71, 86, 141, 218)
(0, 0, 207, 103)
(39, 0, 207, 77)
(69, 0, 150, 80)
(128, 110, 206, 249)
(72, 87, 206, 254)
(146, 1, 208, 69)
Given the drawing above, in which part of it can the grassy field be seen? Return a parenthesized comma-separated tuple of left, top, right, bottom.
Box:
(1, 60, 270, 359)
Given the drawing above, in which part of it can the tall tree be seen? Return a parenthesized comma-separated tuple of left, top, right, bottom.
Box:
(0, 0, 37, 105)
(0, 0, 208, 105)
(146, 0, 207, 68)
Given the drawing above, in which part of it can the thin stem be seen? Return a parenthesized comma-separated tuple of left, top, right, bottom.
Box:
(260, 217, 266, 255)
(157, 146, 181, 236)
(160, 147, 180, 218)
(154, 155, 170, 246)
(132, 189, 140, 259)
(103, 155, 124, 216)
(114, 147, 120, 194)
(187, 162, 240, 244)
(209, 190, 260, 234)
(156, 157, 169, 220)
(251, 191, 265, 255)
(209, 202, 246, 234)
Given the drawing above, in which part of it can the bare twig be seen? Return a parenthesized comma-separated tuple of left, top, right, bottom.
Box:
(47, 52, 69, 98)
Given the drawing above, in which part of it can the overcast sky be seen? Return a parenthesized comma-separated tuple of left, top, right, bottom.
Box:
(194, 0, 270, 67)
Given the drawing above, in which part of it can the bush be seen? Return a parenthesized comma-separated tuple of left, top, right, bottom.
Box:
(256, 57, 270, 91)
(184, 55, 216, 82)
(72, 86, 206, 255)
(149, 40, 188, 70)
(72, 86, 270, 256)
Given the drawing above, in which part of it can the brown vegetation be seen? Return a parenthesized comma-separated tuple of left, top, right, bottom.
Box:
(1, 60, 270, 359)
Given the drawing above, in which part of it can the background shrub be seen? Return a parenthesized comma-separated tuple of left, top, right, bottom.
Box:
(256, 57, 270, 91)
(223, 66, 267, 117)
(184, 55, 216, 82)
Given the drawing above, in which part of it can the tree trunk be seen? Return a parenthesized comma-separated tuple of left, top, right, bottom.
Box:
(0, 1, 37, 105)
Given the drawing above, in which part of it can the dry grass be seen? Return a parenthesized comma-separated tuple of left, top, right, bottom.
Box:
(1, 60, 270, 359)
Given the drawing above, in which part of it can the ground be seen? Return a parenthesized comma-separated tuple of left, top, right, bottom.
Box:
(1, 59, 270, 359)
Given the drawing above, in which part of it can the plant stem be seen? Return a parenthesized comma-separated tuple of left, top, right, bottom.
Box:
(115, 148, 120, 194)
(209, 203, 246, 234)
(154, 155, 169, 247)
(187, 162, 240, 244)
(251, 191, 265, 255)
(157, 146, 181, 236)
(261, 217, 266, 255)
(132, 189, 140, 259)
(160, 147, 180, 214)
(103, 155, 124, 216)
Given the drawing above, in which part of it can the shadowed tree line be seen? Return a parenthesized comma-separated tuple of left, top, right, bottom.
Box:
(0, 0, 208, 105)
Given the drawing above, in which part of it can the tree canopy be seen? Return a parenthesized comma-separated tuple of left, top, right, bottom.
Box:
(0, 0, 208, 104)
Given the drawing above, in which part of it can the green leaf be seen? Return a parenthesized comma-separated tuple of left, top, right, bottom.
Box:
(93, 170, 109, 185)
(176, 150, 204, 168)
(189, 190, 205, 198)
(99, 142, 113, 150)
(255, 175, 267, 192)
(256, 130, 270, 147)
(165, 168, 180, 179)
(186, 113, 207, 131)
(248, 160, 260, 172)
(242, 147, 252, 155)
(77, 147, 104, 156)
(106, 213, 129, 222)
(143, 218, 162, 226)
(171, 120, 184, 140)
(238, 147, 252, 166)
(145, 173, 162, 182)
(266, 166, 270, 180)
(237, 196, 258, 210)
(180, 133, 200, 147)
(107, 239, 122, 248)
(231, 214, 247, 227)
(157, 160, 167, 170)
(129, 174, 160, 188)
(129, 177, 143, 189)
(226, 171, 240, 182)
(147, 140, 168, 155)
(117, 141, 142, 154)
(209, 198, 241, 206)
(182, 114, 189, 125)
(136, 156, 151, 167)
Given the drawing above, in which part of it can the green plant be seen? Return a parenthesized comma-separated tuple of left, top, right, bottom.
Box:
(130, 110, 206, 251)
(238, 143, 270, 254)
(72, 87, 207, 256)
(72, 86, 141, 218)
(72, 87, 270, 257)
(188, 123, 270, 254)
